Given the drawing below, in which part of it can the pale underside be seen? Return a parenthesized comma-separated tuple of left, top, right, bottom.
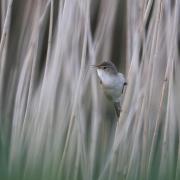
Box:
(97, 69, 126, 103)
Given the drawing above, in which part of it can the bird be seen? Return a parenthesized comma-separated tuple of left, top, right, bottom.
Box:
(94, 61, 127, 117)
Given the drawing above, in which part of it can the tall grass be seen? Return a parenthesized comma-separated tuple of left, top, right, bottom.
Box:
(0, 0, 179, 180)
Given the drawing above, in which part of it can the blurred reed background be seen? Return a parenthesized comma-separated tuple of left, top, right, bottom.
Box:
(0, 0, 179, 180)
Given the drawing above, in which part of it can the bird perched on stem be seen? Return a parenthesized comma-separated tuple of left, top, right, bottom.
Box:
(93, 61, 127, 117)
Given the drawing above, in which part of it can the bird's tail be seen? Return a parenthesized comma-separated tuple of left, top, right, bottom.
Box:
(114, 102, 121, 118)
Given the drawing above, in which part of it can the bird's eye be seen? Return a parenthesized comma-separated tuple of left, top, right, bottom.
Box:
(103, 67, 107, 70)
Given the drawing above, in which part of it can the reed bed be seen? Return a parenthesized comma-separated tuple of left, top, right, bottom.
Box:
(0, 0, 179, 180)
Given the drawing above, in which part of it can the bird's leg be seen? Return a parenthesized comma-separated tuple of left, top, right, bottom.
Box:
(114, 102, 121, 118)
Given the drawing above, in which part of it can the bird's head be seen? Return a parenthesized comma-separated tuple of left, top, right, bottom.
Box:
(95, 61, 118, 75)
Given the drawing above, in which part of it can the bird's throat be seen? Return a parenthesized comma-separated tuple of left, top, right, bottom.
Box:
(97, 69, 115, 88)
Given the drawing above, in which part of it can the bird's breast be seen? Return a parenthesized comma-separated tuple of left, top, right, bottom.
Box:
(97, 69, 112, 86)
(97, 69, 125, 102)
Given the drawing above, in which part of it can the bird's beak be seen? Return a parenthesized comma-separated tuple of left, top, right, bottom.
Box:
(95, 62, 104, 68)
(91, 63, 103, 69)
(90, 62, 104, 69)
